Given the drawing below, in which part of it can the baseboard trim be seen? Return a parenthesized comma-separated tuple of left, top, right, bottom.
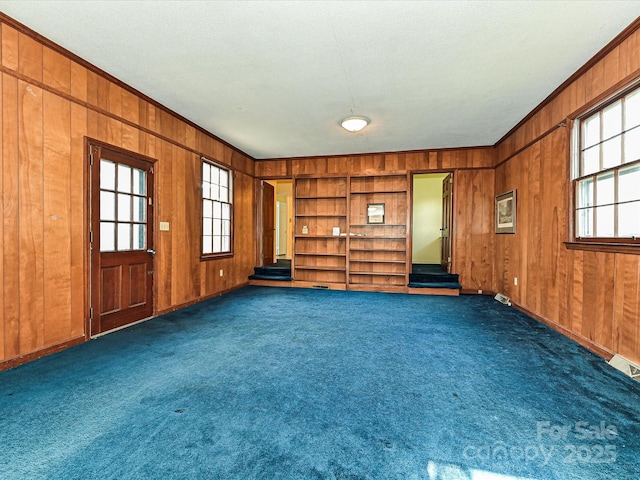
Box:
(511, 303, 615, 361)
(249, 279, 294, 288)
(156, 282, 250, 316)
(349, 284, 407, 293)
(292, 281, 347, 291)
(0, 336, 87, 372)
(460, 289, 495, 296)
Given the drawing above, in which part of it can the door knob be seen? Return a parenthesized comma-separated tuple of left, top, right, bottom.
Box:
(147, 249, 156, 255)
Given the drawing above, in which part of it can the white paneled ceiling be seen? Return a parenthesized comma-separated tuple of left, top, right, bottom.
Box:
(1, 1, 639, 159)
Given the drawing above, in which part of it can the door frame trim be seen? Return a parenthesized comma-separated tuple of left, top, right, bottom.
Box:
(86, 138, 158, 338)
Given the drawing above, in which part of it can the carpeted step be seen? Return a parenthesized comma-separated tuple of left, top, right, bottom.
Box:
(248, 274, 293, 281)
(253, 267, 292, 277)
(408, 281, 461, 289)
(409, 273, 459, 284)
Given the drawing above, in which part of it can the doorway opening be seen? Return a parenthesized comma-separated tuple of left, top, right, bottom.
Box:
(410, 173, 461, 292)
(250, 179, 293, 282)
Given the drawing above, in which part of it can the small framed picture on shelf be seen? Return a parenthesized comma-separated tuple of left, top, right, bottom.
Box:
(367, 203, 385, 224)
(495, 189, 516, 234)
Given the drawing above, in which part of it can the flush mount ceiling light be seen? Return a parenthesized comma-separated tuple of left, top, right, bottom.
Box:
(341, 116, 370, 133)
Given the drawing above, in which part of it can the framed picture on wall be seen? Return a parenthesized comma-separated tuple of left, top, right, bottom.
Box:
(495, 190, 516, 234)
(367, 203, 385, 224)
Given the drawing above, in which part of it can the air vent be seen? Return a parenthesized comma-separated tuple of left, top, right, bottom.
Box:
(494, 293, 511, 306)
(608, 354, 640, 382)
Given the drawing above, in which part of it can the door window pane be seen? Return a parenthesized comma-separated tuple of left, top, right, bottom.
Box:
(100, 191, 116, 221)
(133, 224, 146, 250)
(101, 160, 116, 190)
(100, 222, 116, 252)
(133, 196, 146, 222)
(132, 168, 146, 195)
(117, 165, 132, 193)
(118, 194, 132, 221)
(117, 223, 131, 250)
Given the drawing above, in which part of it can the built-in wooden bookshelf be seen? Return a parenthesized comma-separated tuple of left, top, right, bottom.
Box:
(292, 174, 409, 291)
(293, 176, 348, 287)
(348, 174, 409, 290)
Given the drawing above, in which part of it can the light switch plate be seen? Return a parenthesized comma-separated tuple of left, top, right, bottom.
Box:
(159, 221, 170, 231)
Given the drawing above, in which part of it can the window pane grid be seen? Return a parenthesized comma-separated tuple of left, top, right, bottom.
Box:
(100, 160, 148, 252)
(576, 81, 640, 239)
(579, 91, 640, 177)
(575, 158, 640, 239)
(202, 160, 233, 255)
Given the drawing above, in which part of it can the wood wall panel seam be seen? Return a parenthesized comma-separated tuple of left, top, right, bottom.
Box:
(0, 63, 254, 175)
(495, 122, 566, 167)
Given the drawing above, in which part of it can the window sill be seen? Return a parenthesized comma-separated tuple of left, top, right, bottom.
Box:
(201, 252, 234, 261)
(564, 242, 640, 255)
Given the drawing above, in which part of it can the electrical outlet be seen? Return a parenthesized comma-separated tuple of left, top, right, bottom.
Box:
(514, 277, 518, 286)
(219, 269, 224, 277)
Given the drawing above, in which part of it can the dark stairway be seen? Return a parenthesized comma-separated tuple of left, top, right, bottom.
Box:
(249, 259, 292, 281)
(408, 264, 461, 290)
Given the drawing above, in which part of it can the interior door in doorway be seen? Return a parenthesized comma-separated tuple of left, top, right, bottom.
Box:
(90, 144, 155, 336)
(441, 173, 453, 273)
(262, 182, 275, 265)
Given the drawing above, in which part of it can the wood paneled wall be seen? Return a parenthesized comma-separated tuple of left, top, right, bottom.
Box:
(0, 18, 256, 367)
(256, 148, 495, 178)
(257, 149, 496, 293)
(494, 21, 640, 364)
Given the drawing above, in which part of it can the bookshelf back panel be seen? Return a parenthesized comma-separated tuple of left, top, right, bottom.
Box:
(296, 270, 346, 284)
(294, 237, 347, 255)
(348, 275, 406, 286)
(350, 262, 406, 274)
(295, 217, 347, 236)
(349, 193, 407, 225)
(296, 197, 347, 216)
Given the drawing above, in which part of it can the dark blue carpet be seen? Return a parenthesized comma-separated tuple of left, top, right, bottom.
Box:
(1, 286, 639, 479)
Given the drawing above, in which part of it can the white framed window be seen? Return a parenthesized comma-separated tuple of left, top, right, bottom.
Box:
(202, 158, 233, 256)
(573, 84, 640, 242)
